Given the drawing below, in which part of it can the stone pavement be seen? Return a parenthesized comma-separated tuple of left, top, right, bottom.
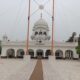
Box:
(0, 56, 80, 80)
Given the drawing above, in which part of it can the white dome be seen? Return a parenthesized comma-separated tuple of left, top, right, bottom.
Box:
(34, 18, 48, 29)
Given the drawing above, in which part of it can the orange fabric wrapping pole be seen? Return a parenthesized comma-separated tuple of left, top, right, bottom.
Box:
(26, 0, 31, 55)
(52, 0, 54, 55)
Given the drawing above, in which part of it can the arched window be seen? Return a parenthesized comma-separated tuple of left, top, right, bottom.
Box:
(44, 32, 47, 35)
(35, 32, 38, 35)
(39, 32, 42, 35)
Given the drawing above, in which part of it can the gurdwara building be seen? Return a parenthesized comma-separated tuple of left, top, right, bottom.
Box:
(0, 17, 78, 59)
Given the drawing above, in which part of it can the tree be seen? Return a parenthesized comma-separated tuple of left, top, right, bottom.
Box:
(67, 32, 76, 42)
(0, 41, 1, 55)
(76, 46, 80, 59)
(76, 34, 80, 59)
(78, 34, 80, 45)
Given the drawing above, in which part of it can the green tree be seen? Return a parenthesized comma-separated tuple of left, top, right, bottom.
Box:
(76, 46, 80, 59)
(75, 34, 80, 59)
(67, 32, 76, 42)
(0, 41, 1, 55)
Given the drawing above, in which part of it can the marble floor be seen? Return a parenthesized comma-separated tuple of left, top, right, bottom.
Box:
(0, 56, 80, 80)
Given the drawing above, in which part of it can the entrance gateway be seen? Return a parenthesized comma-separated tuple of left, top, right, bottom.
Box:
(37, 49, 43, 59)
(27, 0, 54, 59)
(29, 49, 52, 59)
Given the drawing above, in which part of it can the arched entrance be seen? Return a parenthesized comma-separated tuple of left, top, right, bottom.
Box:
(36, 49, 43, 59)
(55, 50, 63, 59)
(28, 49, 34, 58)
(17, 49, 25, 58)
(7, 49, 15, 58)
(65, 50, 73, 59)
(45, 50, 52, 56)
(28, 49, 34, 55)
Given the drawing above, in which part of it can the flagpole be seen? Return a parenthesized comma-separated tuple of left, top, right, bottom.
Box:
(26, 0, 31, 55)
(52, 0, 54, 55)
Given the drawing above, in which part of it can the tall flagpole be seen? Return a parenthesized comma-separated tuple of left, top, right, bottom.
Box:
(26, 0, 31, 54)
(52, 0, 54, 55)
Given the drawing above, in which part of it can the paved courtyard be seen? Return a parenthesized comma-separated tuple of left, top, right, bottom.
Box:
(0, 56, 80, 80)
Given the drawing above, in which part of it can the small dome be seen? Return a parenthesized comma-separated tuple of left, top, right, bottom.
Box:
(34, 18, 48, 29)
(3, 34, 7, 38)
(3, 34, 8, 41)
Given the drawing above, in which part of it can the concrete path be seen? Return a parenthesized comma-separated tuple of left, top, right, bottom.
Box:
(29, 60, 43, 80)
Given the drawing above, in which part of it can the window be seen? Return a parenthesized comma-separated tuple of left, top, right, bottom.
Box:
(35, 32, 38, 35)
(39, 32, 42, 35)
(44, 32, 47, 35)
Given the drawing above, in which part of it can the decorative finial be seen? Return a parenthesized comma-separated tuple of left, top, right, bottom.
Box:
(39, 5, 44, 10)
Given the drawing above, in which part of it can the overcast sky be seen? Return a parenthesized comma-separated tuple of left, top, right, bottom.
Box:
(0, 0, 80, 41)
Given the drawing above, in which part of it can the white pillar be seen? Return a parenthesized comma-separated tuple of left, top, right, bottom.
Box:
(44, 50, 46, 57)
(34, 50, 36, 57)
(63, 50, 65, 58)
(1, 47, 7, 57)
(24, 48, 26, 55)
(15, 49, 17, 57)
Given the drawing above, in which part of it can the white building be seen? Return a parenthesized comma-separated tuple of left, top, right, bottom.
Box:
(1, 17, 78, 59)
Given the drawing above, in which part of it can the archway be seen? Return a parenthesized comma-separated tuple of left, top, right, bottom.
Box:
(65, 50, 73, 59)
(36, 49, 43, 58)
(7, 49, 15, 58)
(28, 49, 34, 55)
(28, 49, 34, 58)
(55, 50, 63, 59)
(45, 49, 52, 56)
(17, 49, 25, 58)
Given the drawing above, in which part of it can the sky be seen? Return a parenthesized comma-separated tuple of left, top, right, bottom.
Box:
(0, 0, 80, 42)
